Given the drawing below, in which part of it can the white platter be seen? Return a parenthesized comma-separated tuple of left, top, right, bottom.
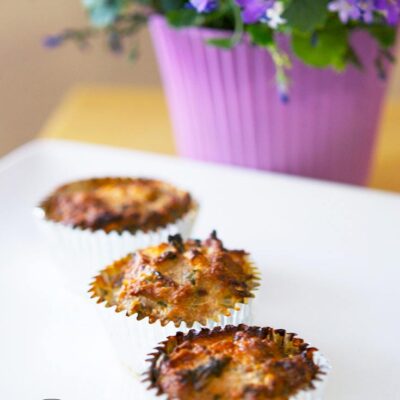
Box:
(0, 139, 399, 399)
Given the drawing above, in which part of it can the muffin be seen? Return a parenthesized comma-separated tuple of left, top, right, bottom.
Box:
(90, 232, 259, 373)
(34, 177, 198, 293)
(145, 325, 330, 400)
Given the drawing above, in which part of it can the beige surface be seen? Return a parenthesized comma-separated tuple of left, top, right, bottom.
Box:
(370, 100, 400, 192)
(40, 86, 175, 155)
(0, 1, 160, 157)
(1, 2, 400, 157)
(40, 86, 400, 193)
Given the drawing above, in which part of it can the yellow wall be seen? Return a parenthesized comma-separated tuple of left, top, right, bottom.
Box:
(1, 1, 399, 156)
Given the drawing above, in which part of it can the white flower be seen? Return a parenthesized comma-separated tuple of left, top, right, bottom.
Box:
(265, 1, 286, 29)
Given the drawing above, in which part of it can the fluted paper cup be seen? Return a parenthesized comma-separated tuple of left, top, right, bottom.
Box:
(149, 15, 392, 185)
(96, 300, 253, 376)
(34, 203, 198, 295)
(89, 243, 259, 375)
(145, 325, 330, 400)
(292, 351, 331, 400)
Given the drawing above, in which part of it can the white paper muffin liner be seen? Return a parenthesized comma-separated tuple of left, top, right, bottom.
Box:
(33, 204, 198, 295)
(144, 325, 330, 400)
(145, 351, 330, 400)
(291, 351, 331, 400)
(97, 300, 253, 377)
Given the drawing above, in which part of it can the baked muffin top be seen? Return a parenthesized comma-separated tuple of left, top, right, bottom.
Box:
(38, 177, 194, 233)
(90, 232, 258, 326)
(146, 325, 324, 400)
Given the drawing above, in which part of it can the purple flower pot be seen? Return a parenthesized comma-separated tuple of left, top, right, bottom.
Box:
(149, 16, 391, 185)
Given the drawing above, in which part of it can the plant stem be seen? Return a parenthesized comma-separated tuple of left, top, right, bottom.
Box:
(230, 0, 243, 46)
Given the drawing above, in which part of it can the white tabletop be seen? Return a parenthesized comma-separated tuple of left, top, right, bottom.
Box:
(1, 139, 399, 399)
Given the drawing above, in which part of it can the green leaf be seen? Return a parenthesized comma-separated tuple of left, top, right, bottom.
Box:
(207, 0, 243, 49)
(345, 45, 363, 70)
(128, 45, 139, 61)
(283, 0, 329, 32)
(246, 24, 274, 47)
(207, 37, 236, 48)
(167, 9, 199, 28)
(367, 25, 397, 49)
(292, 26, 348, 69)
(160, 0, 186, 12)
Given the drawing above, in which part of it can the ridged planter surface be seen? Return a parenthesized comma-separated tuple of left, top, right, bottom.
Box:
(149, 16, 391, 185)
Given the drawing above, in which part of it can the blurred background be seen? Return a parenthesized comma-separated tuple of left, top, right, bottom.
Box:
(1, 1, 400, 157)
(0, 1, 161, 156)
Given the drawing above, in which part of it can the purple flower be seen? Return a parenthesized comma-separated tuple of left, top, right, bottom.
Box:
(43, 34, 64, 48)
(328, 0, 361, 23)
(236, 0, 274, 24)
(329, 0, 400, 24)
(358, 0, 375, 22)
(375, 0, 400, 24)
(189, 0, 217, 13)
(108, 31, 123, 53)
(278, 88, 289, 103)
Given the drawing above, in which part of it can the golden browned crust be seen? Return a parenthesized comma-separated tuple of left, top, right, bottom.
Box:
(145, 325, 323, 400)
(38, 177, 194, 234)
(89, 232, 259, 327)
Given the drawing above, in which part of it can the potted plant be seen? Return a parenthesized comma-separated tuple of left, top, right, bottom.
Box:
(46, 0, 399, 185)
